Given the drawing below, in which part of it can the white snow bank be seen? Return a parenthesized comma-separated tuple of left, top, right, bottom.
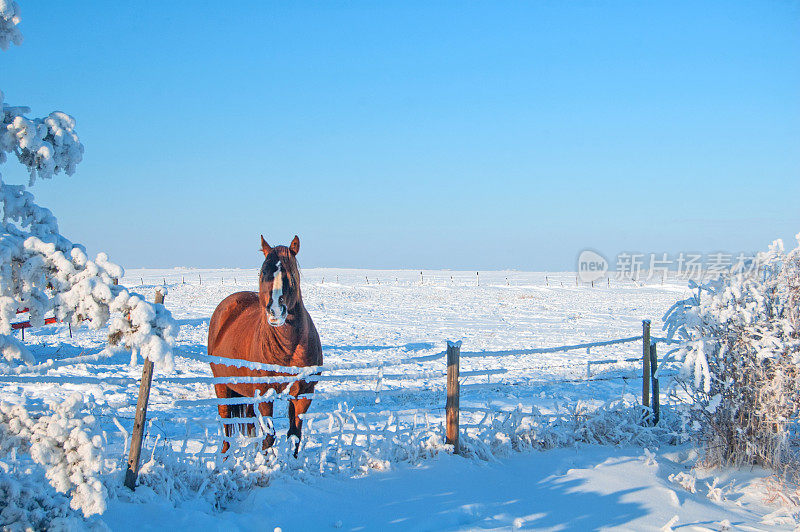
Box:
(104, 445, 791, 531)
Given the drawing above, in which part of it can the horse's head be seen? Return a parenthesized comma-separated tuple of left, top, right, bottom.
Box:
(258, 234, 302, 327)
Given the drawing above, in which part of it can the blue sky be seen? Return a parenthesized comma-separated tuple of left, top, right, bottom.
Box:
(2, 1, 799, 270)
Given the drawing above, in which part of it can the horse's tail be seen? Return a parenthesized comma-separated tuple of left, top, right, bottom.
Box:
(227, 391, 256, 436)
(229, 402, 247, 420)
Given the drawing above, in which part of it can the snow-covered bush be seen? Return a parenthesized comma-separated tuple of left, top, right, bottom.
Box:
(0, 4, 177, 368)
(0, 460, 108, 531)
(0, 394, 110, 526)
(663, 235, 800, 470)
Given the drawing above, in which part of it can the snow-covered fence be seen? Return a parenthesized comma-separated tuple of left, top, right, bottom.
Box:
(0, 309, 682, 491)
(174, 348, 479, 408)
(445, 327, 680, 448)
(165, 322, 680, 460)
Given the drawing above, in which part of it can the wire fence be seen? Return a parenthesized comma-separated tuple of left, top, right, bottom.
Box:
(0, 318, 685, 479)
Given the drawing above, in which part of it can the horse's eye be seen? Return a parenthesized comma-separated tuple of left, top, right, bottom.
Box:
(279, 295, 285, 305)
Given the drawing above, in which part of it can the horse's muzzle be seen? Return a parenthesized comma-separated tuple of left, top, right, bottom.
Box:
(267, 308, 287, 326)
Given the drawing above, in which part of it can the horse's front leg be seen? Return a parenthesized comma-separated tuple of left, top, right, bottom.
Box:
(256, 400, 275, 451)
(287, 380, 315, 457)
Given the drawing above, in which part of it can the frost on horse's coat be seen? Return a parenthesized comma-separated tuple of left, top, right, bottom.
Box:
(207, 235, 322, 454)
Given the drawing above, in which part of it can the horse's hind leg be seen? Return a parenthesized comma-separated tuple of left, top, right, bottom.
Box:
(214, 384, 233, 454)
(256, 401, 275, 451)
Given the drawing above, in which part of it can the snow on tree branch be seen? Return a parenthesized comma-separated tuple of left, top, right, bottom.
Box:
(0, 178, 179, 369)
(0, 1, 22, 51)
(0, 3, 178, 370)
(2, 91, 84, 186)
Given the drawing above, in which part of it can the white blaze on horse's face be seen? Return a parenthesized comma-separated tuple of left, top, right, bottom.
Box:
(267, 261, 286, 326)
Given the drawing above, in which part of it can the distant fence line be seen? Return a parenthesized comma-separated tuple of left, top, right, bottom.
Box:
(123, 270, 680, 290)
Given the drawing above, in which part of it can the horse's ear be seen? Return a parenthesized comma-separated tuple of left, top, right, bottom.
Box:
(261, 235, 272, 257)
(289, 235, 300, 256)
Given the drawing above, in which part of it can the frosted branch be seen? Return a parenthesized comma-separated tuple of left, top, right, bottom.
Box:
(0, 1, 22, 51)
(0, 179, 178, 369)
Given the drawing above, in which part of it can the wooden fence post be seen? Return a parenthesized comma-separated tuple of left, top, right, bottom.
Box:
(446, 341, 461, 454)
(642, 320, 651, 418)
(124, 288, 164, 490)
(650, 342, 660, 425)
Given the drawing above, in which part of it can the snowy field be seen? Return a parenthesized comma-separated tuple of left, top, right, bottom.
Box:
(1, 268, 795, 530)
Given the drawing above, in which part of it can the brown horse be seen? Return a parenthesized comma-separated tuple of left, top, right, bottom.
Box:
(208, 235, 322, 455)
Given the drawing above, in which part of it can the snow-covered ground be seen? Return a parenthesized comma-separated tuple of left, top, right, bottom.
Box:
(105, 445, 793, 531)
(1, 268, 795, 530)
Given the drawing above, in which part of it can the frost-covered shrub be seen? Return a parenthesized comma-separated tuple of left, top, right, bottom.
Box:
(0, 395, 113, 529)
(460, 397, 682, 460)
(0, 394, 108, 517)
(0, 461, 77, 531)
(133, 445, 278, 510)
(0, 4, 177, 368)
(663, 235, 800, 470)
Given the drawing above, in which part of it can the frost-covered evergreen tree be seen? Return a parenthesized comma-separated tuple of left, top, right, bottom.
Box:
(664, 235, 800, 471)
(0, 2, 177, 369)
